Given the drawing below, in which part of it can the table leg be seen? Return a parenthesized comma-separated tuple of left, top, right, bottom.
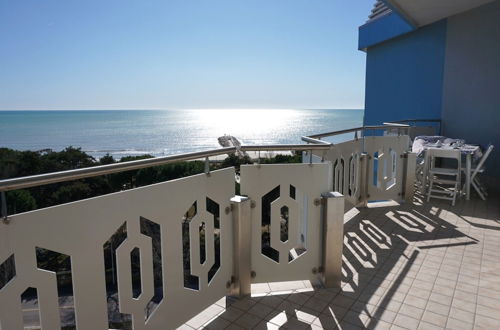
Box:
(422, 152, 429, 193)
(466, 153, 471, 200)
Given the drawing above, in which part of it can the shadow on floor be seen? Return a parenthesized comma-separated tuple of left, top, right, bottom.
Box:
(197, 191, 499, 329)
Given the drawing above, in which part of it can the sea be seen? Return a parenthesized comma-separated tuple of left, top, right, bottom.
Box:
(0, 109, 364, 159)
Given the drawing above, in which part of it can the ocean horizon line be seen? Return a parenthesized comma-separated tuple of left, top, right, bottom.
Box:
(0, 108, 364, 112)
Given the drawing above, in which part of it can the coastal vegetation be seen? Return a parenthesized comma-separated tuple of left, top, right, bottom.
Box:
(0, 147, 301, 215)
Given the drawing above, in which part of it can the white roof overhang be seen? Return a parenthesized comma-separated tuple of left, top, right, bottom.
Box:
(386, 0, 496, 27)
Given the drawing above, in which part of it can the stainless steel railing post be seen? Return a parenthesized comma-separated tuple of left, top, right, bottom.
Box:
(403, 152, 417, 203)
(1, 191, 9, 224)
(230, 196, 252, 298)
(204, 156, 210, 175)
(359, 153, 369, 207)
(321, 192, 345, 288)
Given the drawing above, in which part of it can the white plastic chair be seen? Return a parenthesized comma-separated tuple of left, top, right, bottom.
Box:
(462, 144, 494, 200)
(415, 156, 426, 191)
(426, 148, 461, 206)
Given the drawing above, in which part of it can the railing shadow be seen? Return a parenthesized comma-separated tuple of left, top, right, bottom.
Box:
(199, 192, 488, 329)
(330, 196, 479, 328)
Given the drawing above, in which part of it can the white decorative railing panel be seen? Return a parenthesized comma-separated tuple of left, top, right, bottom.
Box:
(364, 135, 410, 202)
(321, 139, 363, 208)
(0, 168, 235, 330)
(240, 163, 332, 284)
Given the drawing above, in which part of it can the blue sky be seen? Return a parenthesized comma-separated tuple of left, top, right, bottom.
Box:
(0, 0, 372, 110)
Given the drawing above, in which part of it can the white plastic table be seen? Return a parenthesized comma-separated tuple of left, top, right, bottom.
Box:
(413, 136, 482, 200)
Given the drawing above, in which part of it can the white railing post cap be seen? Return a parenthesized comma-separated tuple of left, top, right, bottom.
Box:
(321, 192, 344, 199)
(230, 196, 250, 203)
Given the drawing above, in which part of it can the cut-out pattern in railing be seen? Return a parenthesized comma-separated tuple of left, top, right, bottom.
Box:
(36, 247, 76, 327)
(130, 247, 142, 299)
(20, 287, 39, 329)
(103, 222, 131, 329)
(261, 185, 280, 263)
(182, 201, 200, 290)
(139, 216, 163, 320)
(199, 223, 206, 264)
(0, 254, 16, 291)
(315, 139, 362, 208)
(280, 205, 289, 243)
(260, 184, 306, 264)
(182, 196, 222, 291)
(388, 148, 397, 189)
(241, 163, 331, 283)
(333, 157, 346, 194)
(373, 150, 380, 187)
(206, 197, 221, 284)
(348, 153, 360, 197)
(365, 136, 409, 202)
(371, 148, 397, 190)
(287, 184, 307, 263)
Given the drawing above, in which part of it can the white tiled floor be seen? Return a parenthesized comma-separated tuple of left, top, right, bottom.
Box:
(182, 192, 500, 329)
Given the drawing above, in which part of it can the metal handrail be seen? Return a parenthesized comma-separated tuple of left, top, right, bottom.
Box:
(303, 124, 410, 141)
(240, 143, 331, 151)
(0, 144, 332, 192)
(306, 126, 364, 139)
(300, 136, 331, 145)
(382, 122, 409, 127)
(390, 119, 441, 123)
(385, 119, 442, 135)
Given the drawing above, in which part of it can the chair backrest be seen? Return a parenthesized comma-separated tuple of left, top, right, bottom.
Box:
(427, 148, 461, 170)
(476, 144, 494, 171)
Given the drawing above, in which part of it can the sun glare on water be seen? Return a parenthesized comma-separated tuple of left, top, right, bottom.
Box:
(189, 109, 301, 140)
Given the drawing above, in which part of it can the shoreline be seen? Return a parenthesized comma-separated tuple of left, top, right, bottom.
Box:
(207, 150, 294, 162)
(85, 150, 295, 162)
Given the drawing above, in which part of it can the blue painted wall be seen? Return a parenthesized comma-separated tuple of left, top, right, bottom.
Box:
(358, 12, 415, 50)
(363, 20, 447, 126)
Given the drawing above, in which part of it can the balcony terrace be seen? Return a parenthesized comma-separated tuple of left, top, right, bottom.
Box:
(0, 123, 498, 330)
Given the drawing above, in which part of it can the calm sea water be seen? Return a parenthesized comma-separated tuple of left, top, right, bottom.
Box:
(0, 109, 363, 158)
